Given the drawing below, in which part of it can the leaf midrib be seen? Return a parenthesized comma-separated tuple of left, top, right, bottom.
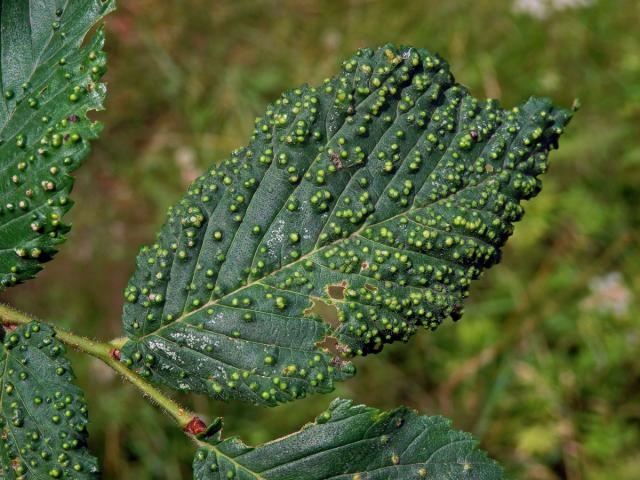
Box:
(196, 409, 463, 479)
(195, 408, 375, 479)
(132, 199, 423, 344)
(132, 132, 506, 344)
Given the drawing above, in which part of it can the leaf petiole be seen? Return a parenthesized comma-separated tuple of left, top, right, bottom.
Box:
(0, 302, 208, 435)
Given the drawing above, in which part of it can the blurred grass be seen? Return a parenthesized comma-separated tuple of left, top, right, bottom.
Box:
(2, 0, 640, 478)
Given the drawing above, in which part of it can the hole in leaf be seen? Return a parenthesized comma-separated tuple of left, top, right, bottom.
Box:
(327, 281, 346, 300)
(315, 335, 351, 361)
(364, 283, 377, 292)
(304, 297, 340, 329)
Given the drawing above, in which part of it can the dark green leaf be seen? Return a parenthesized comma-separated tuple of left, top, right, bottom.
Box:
(0, 0, 115, 290)
(192, 398, 502, 479)
(120, 44, 572, 405)
(0, 322, 99, 478)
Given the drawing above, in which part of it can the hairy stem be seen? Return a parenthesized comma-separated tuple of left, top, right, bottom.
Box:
(0, 303, 201, 431)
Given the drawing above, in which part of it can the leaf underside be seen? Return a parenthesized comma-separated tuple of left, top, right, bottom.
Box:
(120, 44, 572, 406)
(0, 322, 99, 479)
(0, 0, 114, 291)
(192, 398, 503, 480)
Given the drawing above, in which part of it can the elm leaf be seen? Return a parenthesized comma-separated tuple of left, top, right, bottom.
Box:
(0, 0, 115, 290)
(0, 322, 99, 478)
(120, 44, 572, 406)
(192, 398, 503, 479)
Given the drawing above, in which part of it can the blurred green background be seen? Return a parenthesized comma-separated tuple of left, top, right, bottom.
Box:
(2, 0, 639, 478)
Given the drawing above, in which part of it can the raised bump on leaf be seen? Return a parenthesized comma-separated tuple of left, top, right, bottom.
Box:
(120, 44, 572, 406)
(0, 0, 115, 290)
(0, 322, 99, 478)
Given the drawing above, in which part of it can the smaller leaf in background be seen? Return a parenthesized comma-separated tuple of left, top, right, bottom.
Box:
(0, 0, 115, 290)
(192, 398, 502, 479)
(0, 322, 99, 478)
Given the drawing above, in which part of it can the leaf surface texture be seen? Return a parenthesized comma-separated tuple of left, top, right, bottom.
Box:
(0, 322, 99, 478)
(192, 398, 503, 479)
(0, 0, 114, 290)
(121, 44, 572, 405)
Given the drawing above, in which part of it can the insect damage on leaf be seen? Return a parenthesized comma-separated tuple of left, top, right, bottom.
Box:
(192, 398, 503, 479)
(0, 322, 99, 478)
(119, 44, 572, 406)
(0, 0, 115, 290)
